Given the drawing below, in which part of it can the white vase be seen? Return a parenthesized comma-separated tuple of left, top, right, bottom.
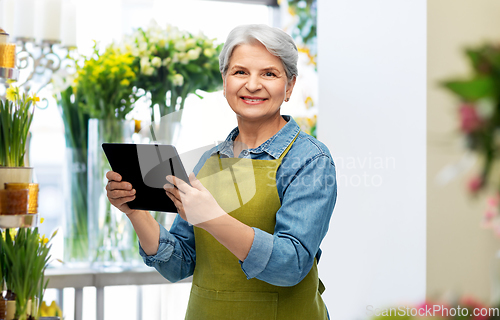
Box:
(0, 167, 34, 190)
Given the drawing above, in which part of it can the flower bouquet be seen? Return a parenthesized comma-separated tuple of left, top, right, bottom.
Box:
(118, 21, 223, 122)
(441, 44, 500, 196)
(53, 41, 139, 266)
(441, 44, 500, 233)
(74, 43, 139, 266)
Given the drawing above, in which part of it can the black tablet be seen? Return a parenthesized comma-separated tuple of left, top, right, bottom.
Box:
(102, 143, 191, 213)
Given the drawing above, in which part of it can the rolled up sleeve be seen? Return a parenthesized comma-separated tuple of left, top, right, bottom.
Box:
(139, 215, 196, 282)
(239, 155, 337, 286)
(239, 227, 274, 279)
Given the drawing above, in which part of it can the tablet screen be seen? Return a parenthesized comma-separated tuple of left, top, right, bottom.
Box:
(102, 143, 190, 213)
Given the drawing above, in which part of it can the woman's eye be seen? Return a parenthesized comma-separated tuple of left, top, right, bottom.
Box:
(265, 72, 276, 77)
(234, 70, 245, 75)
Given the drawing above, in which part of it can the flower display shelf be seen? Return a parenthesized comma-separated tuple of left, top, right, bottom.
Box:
(0, 214, 38, 229)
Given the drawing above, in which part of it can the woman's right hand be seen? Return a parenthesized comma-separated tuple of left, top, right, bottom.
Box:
(105, 171, 137, 215)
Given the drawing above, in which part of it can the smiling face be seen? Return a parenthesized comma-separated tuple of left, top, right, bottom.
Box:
(223, 41, 295, 124)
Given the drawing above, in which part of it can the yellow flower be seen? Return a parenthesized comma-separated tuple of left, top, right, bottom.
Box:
(2, 228, 17, 241)
(124, 70, 135, 78)
(40, 301, 63, 317)
(298, 46, 317, 66)
(120, 79, 130, 86)
(6, 86, 18, 102)
(304, 96, 314, 109)
(40, 217, 45, 224)
(31, 92, 40, 103)
(134, 119, 141, 133)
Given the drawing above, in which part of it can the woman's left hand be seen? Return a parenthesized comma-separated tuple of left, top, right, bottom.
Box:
(164, 173, 226, 225)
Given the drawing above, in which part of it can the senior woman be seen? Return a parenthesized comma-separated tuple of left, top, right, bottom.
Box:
(106, 24, 337, 319)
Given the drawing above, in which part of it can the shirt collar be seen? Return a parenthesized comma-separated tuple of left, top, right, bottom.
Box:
(211, 115, 300, 159)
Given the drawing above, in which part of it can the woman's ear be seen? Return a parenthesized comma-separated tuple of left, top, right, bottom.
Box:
(285, 76, 297, 99)
(221, 72, 226, 97)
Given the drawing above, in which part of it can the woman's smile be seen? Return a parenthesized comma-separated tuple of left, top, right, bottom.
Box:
(240, 96, 268, 105)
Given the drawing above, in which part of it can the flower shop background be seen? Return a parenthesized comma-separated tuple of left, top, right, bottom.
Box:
(0, 0, 321, 319)
(428, 0, 500, 302)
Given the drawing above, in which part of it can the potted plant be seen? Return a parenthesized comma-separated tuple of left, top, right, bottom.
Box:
(0, 86, 38, 190)
(0, 227, 55, 320)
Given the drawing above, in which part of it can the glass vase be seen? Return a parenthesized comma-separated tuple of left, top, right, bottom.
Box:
(63, 147, 89, 265)
(148, 110, 184, 228)
(87, 119, 138, 269)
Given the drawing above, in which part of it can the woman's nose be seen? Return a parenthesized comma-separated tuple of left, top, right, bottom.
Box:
(245, 75, 262, 92)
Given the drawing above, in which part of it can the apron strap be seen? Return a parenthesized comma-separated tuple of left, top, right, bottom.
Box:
(318, 278, 326, 295)
(278, 130, 300, 160)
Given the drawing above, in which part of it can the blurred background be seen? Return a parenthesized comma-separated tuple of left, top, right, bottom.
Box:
(4, 0, 500, 319)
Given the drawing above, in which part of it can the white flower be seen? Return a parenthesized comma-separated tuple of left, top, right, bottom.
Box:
(143, 66, 155, 76)
(177, 52, 190, 65)
(130, 47, 139, 57)
(203, 48, 215, 57)
(186, 48, 200, 61)
(172, 53, 180, 63)
(162, 57, 172, 67)
(174, 40, 187, 52)
(139, 42, 149, 54)
(151, 57, 162, 68)
(172, 73, 184, 86)
(140, 57, 150, 69)
(477, 98, 495, 120)
(185, 38, 196, 49)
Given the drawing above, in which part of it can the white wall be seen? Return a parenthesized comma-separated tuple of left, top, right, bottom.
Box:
(317, 1, 427, 319)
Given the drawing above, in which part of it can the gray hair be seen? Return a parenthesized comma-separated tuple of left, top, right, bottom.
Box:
(219, 24, 298, 83)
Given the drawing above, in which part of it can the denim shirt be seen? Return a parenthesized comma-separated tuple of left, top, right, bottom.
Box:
(139, 115, 337, 287)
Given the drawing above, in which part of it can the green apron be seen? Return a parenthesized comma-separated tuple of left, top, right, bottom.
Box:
(185, 133, 327, 320)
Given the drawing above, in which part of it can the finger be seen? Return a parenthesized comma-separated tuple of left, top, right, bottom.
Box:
(188, 172, 205, 191)
(166, 175, 191, 194)
(109, 189, 136, 199)
(110, 194, 136, 207)
(107, 181, 132, 191)
(164, 184, 182, 201)
(106, 171, 122, 182)
(165, 188, 181, 203)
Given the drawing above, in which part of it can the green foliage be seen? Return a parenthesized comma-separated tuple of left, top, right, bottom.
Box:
(287, 0, 317, 51)
(0, 232, 4, 292)
(442, 77, 495, 102)
(442, 44, 500, 102)
(0, 88, 37, 167)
